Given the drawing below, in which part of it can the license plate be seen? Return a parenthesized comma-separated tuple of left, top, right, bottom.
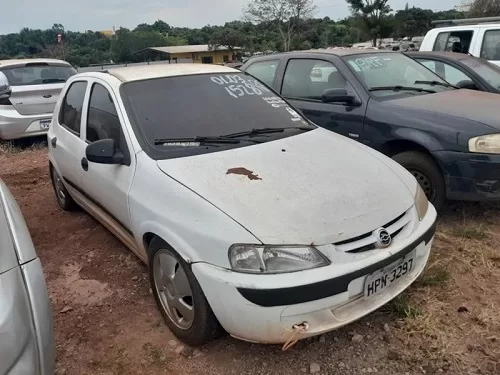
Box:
(40, 119, 51, 130)
(364, 250, 416, 298)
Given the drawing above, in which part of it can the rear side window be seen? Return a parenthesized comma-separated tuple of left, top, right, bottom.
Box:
(245, 60, 279, 87)
(0, 64, 76, 86)
(59, 81, 87, 135)
(86, 83, 126, 153)
(481, 29, 500, 60)
(433, 31, 473, 54)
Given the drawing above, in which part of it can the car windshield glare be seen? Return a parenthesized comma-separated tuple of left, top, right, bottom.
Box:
(120, 73, 313, 157)
(344, 53, 452, 97)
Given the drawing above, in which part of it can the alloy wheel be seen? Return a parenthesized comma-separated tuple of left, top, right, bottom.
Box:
(152, 249, 194, 330)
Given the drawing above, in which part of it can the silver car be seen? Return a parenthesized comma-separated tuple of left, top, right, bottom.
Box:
(0, 58, 76, 140)
(0, 179, 55, 374)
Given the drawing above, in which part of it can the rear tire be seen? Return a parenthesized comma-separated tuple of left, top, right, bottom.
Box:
(392, 151, 446, 211)
(49, 165, 77, 211)
(148, 238, 223, 346)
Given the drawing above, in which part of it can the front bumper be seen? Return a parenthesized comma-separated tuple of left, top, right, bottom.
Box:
(0, 106, 52, 140)
(434, 151, 500, 201)
(193, 206, 437, 344)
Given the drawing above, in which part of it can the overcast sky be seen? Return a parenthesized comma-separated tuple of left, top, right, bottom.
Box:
(2, 0, 460, 34)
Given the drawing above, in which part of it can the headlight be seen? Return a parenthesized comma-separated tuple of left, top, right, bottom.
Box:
(468, 134, 500, 154)
(415, 183, 429, 221)
(228, 244, 330, 274)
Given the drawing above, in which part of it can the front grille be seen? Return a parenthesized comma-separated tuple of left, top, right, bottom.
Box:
(0, 98, 11, 105)
(333, 211, 411, 253)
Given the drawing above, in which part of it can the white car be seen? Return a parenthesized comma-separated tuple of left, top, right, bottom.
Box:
(47, 64, 437, 346)
(0, 58, 76, 140)
(420, 17, 500, 66)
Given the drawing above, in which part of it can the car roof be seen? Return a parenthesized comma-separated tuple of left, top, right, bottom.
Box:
(0, 58, 71, 68)
(106, 63, 240, 82)
(406, 51, 470, 61)
(245, 48, 394, 62)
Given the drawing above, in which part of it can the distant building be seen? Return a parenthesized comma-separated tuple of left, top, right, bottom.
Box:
(147, 44, 241, 64)
(99, 29, 115, 37)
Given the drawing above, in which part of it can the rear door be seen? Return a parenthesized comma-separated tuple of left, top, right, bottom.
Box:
(48, 79, 89, 190)
(1, 62, 76, 115)
(275, 56, 366, 141)
(478, 27, 500, 66)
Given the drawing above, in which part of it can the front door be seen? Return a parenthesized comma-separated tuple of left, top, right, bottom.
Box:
(278, 58, 366, 141)
(79, 79, 135, 232)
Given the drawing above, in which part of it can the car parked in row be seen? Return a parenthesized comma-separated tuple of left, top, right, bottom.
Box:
(419, 17, 500, 66)
(0, 179, 55, 374)
(0, 58, 76, 140)
(241, 49, 500, 210)
(48, 64, 437, 346)
(406, 51, 500, 93)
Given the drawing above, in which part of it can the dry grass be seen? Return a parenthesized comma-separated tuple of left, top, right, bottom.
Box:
(388, 208, 500, 374)
(0, 140, 47, 155)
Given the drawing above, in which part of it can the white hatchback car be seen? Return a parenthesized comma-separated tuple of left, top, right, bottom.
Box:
(47, 64, 437, 346)
(0, 58, 76, 140)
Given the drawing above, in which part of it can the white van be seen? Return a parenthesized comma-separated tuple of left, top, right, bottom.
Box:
(420, 17, 500, 66)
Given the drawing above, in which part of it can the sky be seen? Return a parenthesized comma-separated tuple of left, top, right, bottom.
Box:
(2, 0, 460, 35)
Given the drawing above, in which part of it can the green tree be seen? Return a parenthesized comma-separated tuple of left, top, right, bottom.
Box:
(467, 0, 500, 17)
(346, 0, 392, 46)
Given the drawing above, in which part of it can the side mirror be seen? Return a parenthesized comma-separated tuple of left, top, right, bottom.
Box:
(0, 72, 11, 99)
(456, 80, 478, 90)
(86, 139, 125, 165)
(321, 88, 357, 104)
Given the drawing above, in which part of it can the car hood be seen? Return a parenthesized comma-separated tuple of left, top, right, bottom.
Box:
(386, 89, 500, 131)
(156, 128, 416, 245)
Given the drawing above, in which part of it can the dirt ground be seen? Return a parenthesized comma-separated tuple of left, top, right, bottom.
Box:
(1, 144, 499, 375)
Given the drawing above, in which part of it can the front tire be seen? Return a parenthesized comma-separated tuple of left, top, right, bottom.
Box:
(148, 238, 222, 346)
(392, 151, 446, 211)
(49, 165, 77, 211)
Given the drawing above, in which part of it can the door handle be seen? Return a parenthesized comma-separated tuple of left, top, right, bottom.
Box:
(42, 94, 52, 98)
(81, 157, 89, 171)
(50, 137, 57, 148)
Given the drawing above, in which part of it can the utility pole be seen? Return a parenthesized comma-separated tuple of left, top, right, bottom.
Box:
(57, 33, 65, 60)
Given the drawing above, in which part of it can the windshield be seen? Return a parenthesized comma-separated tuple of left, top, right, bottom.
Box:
(343, 53, 452, 97)
(120, 73, 314, 159)
(461, 57, 500, 89)
(0, 64, 77, 86)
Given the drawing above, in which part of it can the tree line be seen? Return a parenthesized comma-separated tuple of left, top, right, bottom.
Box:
(0, 0, 498, 67)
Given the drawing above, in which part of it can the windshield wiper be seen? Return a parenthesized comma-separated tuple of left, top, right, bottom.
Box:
(154, 136, 243, 146)
(414, 80, 457, 88)
(223, 126, 314, 138)
(369, 85, 436, 94)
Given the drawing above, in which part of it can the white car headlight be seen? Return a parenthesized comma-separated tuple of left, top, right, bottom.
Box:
(228, 244, 330, 274)
(415, 182, 429, 221)
(468, 134, 500, 154)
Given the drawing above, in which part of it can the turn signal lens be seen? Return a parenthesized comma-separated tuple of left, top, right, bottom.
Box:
(415, 183, 429, 221)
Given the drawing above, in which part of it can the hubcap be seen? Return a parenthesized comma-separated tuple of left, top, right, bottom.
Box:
(410, 169, 435, 202)
(153, 250, 194, 330)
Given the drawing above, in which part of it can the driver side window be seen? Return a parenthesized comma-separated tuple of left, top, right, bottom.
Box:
(282, 59, 347, 100)
(86, 83, 127, 154)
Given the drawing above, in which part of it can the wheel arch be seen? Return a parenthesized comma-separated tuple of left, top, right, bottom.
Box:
(380, 139, 444, 174)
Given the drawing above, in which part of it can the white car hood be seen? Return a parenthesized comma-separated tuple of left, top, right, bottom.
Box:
(156, 128, 416, 245)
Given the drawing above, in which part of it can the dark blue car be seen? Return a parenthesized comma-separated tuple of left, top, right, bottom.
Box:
(241, 49, 500, 210)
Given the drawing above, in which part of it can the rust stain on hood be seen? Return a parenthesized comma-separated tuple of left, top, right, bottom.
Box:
(226, 167, 262, 181)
